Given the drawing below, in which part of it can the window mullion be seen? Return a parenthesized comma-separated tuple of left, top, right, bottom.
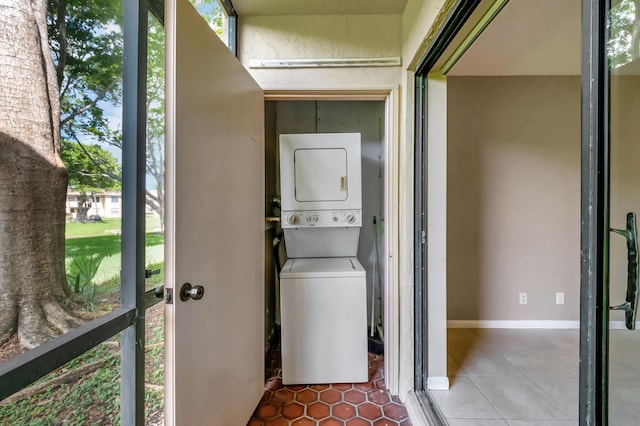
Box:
(121, 0, 149, 424)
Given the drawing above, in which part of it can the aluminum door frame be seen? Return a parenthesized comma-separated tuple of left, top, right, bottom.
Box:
(579, 0, 610, 424)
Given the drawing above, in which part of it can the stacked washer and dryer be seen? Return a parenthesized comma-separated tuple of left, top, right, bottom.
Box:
(279, 133, 368, 385)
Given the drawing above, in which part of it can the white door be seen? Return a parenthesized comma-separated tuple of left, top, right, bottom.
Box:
(294, 149, 348, 201)
(165, 0, 264, 424)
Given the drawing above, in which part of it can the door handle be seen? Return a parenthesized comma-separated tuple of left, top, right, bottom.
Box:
(610, 212, 639, 330)
(180, 282, 204, 301)
(154, 284, 164, 298)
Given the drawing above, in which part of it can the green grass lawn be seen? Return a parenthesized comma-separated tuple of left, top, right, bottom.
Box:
(66, 217, 162, 238)
(65, 218, 165, 290)
(0, 219, 168, 424)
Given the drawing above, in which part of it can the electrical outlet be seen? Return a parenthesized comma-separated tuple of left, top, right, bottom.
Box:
(556, 292, 565, 305)
(519, 292, 527, 305)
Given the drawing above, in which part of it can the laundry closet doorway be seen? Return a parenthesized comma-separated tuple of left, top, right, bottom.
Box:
(263, 93, 399, 392)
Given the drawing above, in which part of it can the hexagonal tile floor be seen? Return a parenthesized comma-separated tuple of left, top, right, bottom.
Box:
(247, 351, 411, 426)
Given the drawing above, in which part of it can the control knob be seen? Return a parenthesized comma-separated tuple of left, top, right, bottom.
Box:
(288, 214, 300, 225)
(345, 212, 357, 224)
(307, 215, 319, 224)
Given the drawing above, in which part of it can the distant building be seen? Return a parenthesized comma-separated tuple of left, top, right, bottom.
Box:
(66, 190, 160, 219)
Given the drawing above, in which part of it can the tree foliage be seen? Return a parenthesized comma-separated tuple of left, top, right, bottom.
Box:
(191, 0, 226, 39)
(47, 0, 123, 147)
(609, 0, 640, 68)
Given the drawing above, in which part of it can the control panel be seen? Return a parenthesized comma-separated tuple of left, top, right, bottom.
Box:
(281, 210, 362, 228)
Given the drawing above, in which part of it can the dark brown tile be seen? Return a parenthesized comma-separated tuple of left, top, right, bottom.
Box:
(344, 389, 366, 405)
(311, 384, 331, 391)
(332, 383, 353, 391)
(281, 402, 305, 420)
(288, 384, 306, 391)
(296, 388, 319, 404)
(265, 419, 289, 426)
(345, 418, 370, 426)
(333, 402, 357, 420)
(367, 389, 390, 405)
(259, 391, 272, 404)
(382, 403, 409, 421)
(271, 388, 295, 405)
(308, 401, 331, 419)
(250, 351, 411, 426)
(373, 419, 397, 426)
(254, 403, 279, 421)
(320, 418, 346, 426)
(319, 388, 342, 405)
(357, 402, 383, 420)
(354, 381, 375, 392)
(291, 418, 316, 426)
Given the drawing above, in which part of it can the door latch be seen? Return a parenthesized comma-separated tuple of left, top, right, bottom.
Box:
(145, 268, 161, 278)
(180, 282, 204, 301)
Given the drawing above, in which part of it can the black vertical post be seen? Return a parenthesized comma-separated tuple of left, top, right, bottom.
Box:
(121, 0, 148, 424)
(580, 0, 610, 424)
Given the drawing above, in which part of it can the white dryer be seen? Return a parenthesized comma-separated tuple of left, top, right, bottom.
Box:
(279, 257, 368, 384)
(279, 133, 362, 258)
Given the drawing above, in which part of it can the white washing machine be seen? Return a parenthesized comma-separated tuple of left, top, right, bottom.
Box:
(279, 257, 368, 384)
(279, 133, 368, 384)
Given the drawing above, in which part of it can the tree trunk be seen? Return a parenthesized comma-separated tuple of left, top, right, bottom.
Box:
(0, 0, 80, 348)
(77, 192, 90, 222)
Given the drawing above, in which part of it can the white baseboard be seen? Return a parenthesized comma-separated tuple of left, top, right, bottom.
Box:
(448, 320, 640, 329)
(610, 321, 640, 329)
(448, 320, 579, 329)
(427, 376, 449, 390)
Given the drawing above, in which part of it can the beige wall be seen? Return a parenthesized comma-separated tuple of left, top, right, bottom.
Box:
(446, 76, 640, 324)
(447, 76, 581, 321)
(239, 14, 402, 89)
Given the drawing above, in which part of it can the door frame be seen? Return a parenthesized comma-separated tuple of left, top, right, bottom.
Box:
(263, 89, 400, 394)
(579, 0, 609, 423)
(406, 1, 484, 423)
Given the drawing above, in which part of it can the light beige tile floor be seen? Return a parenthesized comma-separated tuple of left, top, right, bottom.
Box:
(428, 328, 640, 425)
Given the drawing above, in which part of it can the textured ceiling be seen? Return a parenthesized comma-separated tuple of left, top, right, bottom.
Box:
(448, 0, 581, 76)
(232, 0, 408, 16)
